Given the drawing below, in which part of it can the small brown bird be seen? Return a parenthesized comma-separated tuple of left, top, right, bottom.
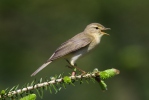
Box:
(31, 23, 110, 76)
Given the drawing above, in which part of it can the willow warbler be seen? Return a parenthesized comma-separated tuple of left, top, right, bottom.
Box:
(31, 23, 110, 76)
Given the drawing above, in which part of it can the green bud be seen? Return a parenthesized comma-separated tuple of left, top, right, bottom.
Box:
(63, 76, 71, 84)
(100, 68, 120, 79)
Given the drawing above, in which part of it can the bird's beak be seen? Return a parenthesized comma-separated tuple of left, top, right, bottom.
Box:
(101, 28, 111, 36)
(103, 28, 111, 30)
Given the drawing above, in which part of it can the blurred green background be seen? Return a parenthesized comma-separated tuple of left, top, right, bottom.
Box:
(0, 0, 149, 100)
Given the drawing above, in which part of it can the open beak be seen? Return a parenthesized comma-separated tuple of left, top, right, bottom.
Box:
(101, 28, 111, 36)
(103, 28, 111, 30)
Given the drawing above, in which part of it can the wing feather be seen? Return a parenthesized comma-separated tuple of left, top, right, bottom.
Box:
(48, 33, 91, 61)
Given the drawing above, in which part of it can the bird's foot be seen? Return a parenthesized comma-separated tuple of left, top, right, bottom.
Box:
(81, 71, 87, 76)
(73, 66, 86, 75)
(71, 68, 86, 76)
(65, 59, 86, 75)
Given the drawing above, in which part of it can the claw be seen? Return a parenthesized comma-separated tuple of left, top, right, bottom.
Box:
(65, 59, 86, 74)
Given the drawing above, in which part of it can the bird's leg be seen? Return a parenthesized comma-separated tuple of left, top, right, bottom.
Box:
(65, 59, 86, 74)
(65, 59, 73, 69)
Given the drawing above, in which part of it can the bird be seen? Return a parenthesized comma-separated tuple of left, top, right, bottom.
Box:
(31, 23, 110, 76)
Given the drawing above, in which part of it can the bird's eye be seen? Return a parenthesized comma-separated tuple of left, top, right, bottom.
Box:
(95, 27, 99, 29)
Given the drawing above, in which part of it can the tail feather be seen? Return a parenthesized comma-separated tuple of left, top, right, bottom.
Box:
(31, 61, 52, 77)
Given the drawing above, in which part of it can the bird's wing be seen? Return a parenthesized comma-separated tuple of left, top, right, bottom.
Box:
(48, 33, 92, 61)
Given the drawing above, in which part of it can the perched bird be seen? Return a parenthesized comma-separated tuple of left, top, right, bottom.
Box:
(31, 23, 110, 76)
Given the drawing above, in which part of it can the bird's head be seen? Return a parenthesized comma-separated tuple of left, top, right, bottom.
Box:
(84, 23, 110, 36)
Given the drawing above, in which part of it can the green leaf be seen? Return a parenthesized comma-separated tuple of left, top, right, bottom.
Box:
(99, 80, 107, 91)
(51, 84, 58, 94)
(20, 94, 36, 100)
(14, 85, 19, 91)
(30, 80, 35, 86)
(48, 84, 53, 94)
(36, 88, 43, 99)
(39, 78, 42, 83)
(62, 83, 66, 89)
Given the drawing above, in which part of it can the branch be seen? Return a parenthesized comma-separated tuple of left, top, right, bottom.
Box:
(0, 68, 120, 100)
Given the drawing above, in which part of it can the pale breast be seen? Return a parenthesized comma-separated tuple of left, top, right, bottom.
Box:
(88, 33, 102, 51)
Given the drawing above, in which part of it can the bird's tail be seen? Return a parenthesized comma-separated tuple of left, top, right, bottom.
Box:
(31, 61, 52, 77)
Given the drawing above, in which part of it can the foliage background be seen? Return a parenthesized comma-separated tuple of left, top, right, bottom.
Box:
(0, 0, 149, 100)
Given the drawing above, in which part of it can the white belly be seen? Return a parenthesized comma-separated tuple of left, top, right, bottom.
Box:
(69, 47, 88, 66)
